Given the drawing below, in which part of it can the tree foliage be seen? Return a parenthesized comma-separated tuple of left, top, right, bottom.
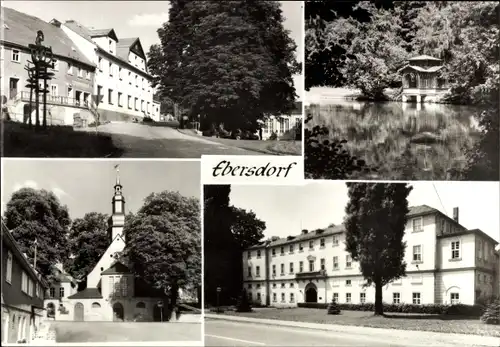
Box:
(149, 0, 300, 132)
(4, 188, 71, 283)
(344, 182, 413, 315)
(122, 191, 200, 314)
(64, 212, 109, 284)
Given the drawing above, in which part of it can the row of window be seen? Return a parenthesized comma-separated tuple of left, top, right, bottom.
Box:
(249, 292, 460, 306)
(248, 241, 463, 273)
(97, 56, 151, 92)
(97, 86, 156, 114)
(48, 287, 65, 298)
(9, 49, 94, 81)
(249, 236, 342, 259)
(5, 251, 43, 299)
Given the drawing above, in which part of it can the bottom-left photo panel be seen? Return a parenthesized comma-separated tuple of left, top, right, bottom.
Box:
(1, 159, 202, 346)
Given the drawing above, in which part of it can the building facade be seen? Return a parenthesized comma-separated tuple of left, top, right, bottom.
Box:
(2, 219, 48, 344)
(400, 55, 449, 103)
(243, 205, 499, 307)
(262, 101, 302, 140)
(44, 169, 168, 322)
(56, 19, 161, 122)
(1, 7, 96, 126)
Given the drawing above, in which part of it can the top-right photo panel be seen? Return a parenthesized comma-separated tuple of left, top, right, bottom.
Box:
(304, 1, 499, 181)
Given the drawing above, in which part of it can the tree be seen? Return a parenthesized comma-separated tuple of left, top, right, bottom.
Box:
(3, 188, 71, 283)
(149, 0, 300, 132)
(230, 206, 266, 250)
(204, 185, 240, 305)
(122, 191, 200, 320)
(344, 182, 413, 315)
(323, 2, 409, 99)
(64, 212, 109, 285)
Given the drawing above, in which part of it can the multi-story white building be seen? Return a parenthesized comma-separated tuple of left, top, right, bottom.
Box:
(50, 19, 161, 122)
(1, 7, 96, 126)
(262, 101, 302, 140)
(243, 205, 499, 307)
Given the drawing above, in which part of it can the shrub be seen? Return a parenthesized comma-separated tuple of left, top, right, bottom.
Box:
(300, 302, 484, 317)
(298, 303, 328, 309)
(269, 131, 278, 140)
(327, 299, 341, 315)
(143, 116, 154, 123)
(481, 299, 500, 325)
(236, 289, 252, 312)
(202, 130, 214, 137)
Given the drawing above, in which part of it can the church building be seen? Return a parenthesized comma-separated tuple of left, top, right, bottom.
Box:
(44, 168, 168, 322)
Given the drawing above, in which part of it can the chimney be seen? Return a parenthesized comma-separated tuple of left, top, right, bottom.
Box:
(301, 229, 308, 235)
(453, 207, 459, 223)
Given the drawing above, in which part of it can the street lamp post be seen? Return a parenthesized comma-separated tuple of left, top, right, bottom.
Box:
(216, 287, 221, 313)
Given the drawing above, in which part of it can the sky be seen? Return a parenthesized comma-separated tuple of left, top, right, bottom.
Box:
(3, 0, 304, 99)
(228, 181, 500, 243)
(2, 160, 200, 219)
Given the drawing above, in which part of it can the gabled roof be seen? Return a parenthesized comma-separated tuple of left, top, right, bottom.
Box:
(63, 20, 152, 79)
(89, 28, 118, 41)
(67, 287, 102, 299)
(117, 37, 146, 63)
(2, 7, 95, 68)
(409, 55, 442, 61)
(101, 261, 131, 275)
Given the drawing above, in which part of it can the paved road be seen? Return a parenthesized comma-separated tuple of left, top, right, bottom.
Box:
(205, 319, 412, 346)
(52, 321, 202, 343)
(92, 122, 263, 158)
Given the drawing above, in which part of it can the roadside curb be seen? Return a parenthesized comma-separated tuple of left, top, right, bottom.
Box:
(204, 314, 500, 347)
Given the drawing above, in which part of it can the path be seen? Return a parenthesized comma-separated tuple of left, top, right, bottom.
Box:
(88, 122, 264, 158)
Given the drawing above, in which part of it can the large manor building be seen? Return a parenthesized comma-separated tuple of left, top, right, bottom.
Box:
(44, 170, 168, 322)
(243, 205, 499, 307)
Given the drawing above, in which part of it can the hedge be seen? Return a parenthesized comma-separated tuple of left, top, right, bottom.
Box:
(297, 302, 485, 317)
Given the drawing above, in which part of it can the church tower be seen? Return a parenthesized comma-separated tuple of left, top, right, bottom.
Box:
(109, 165, 125, 243)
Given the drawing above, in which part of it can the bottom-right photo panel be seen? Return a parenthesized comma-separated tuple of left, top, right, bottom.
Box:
(203, 182, 500, 347)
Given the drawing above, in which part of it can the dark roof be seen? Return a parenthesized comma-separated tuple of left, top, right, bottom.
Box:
(101, 261, 131, 275)
(248, 205, 442, 249)
(67, 287, 102, 299)
(2, 7, 94, 68)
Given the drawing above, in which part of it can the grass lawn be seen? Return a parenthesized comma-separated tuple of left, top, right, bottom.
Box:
(2, 121, 122, 157)
(223, 308, 500, 337)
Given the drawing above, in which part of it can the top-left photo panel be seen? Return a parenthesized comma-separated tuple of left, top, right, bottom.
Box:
(1, 1, 303, 158)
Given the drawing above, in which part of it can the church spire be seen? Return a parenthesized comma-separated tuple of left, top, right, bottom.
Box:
(110, 164, 125, 243)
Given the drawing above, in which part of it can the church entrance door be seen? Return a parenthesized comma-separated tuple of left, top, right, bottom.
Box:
(112, 303, 124, 322)
(74, 303, 84, 321)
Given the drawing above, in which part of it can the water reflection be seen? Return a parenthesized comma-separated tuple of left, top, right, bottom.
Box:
(308, 101, 483, 180)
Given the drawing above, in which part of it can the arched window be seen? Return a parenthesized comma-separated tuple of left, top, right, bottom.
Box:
(136, 302, 146, 309)
(91, 302, 101, 309)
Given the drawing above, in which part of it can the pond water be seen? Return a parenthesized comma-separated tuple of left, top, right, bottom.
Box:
(307, 101, 484, 180)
